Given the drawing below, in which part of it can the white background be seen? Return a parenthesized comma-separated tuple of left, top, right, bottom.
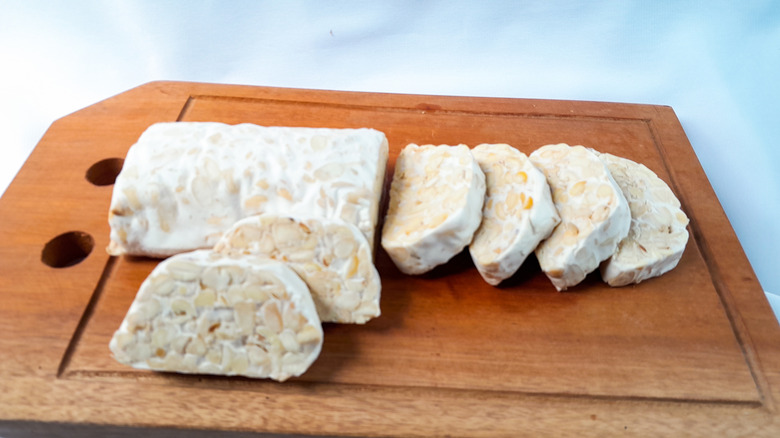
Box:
(1, 1, 778, 320)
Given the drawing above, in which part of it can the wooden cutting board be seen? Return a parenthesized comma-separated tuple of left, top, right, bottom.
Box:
(1, 81, 778, 437)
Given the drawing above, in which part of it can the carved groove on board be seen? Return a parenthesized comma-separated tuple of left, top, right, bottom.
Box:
(179, 93, 653, 124)
(57, 256, 118, 378)
(644, 115, 772, 412)
(56, 95, 764, 407)
(176, 96, 195, 122)
(60, 368, 766, 409)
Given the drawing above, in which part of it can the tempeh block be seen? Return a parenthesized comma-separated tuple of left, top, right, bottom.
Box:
(469, 144, 560, 285)
(595, 151, 690, 286)
(215, 214, 381, 324)
(109, 250, 323, 382)
(107, 122, 388, 257)
(529, 144, 631, 291)
(381, 144, 486, 275)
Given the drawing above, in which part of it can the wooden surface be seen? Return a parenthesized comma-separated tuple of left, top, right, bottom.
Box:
(1, 81, 778, 437)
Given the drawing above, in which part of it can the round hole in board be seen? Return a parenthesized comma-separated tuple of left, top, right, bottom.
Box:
(41, 231, 95, 268)
(85, 157, 124, 186)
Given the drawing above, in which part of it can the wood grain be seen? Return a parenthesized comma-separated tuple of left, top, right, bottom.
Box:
(1, 81, 778, 437)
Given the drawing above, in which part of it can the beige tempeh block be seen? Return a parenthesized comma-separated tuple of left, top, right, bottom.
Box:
(107, 122, 388, 257)
(109, 250, 323, 382)
(469, 144, 560, 285)
(595, 151, 690, 286)
(529, 144, 631, 291)
(215, 214, 381, 324)
(381, 144, 486, 275)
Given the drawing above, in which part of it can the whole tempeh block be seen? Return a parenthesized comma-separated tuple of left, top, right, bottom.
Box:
(381, 144, 486, 275)
(469, 144, 560, 285)
(109, 250, 324, 382)
(215, 214, 381, 324)
(529, 144, 631, 291)
(107, 122, 389, 257)
(595, 152, 690, 286)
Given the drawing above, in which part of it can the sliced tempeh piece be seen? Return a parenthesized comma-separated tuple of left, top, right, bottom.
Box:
(214, 214, 381, 324)
(109, 250, 323, 382)
(528, 144, 631, 291)
(469, 144, 560, 285)
(107, 122, 388, 257)
(594, 151, 690, 286)
(381, 144, 486, 275)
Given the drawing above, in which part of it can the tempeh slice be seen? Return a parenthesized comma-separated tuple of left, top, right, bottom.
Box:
(595, 151, 690, 286)
(109, 250, 323, 382)
(381, 144, 486, 275)
(529, 144, 631, 291)
(107, 122, 388, 257)
(469, 144, 560, 285)
(215, 214, 381, 324)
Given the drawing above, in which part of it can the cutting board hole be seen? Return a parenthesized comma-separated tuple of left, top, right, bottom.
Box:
(42, 231, 95, 268)
(86, 158, 124, 186)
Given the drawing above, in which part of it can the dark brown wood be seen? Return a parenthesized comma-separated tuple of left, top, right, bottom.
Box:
(1, 81, 778, 437)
